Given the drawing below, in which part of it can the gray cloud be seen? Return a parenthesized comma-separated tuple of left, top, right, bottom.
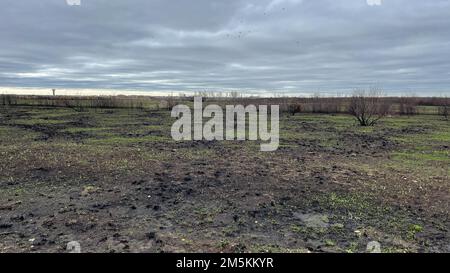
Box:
(1, 0, 450, 96)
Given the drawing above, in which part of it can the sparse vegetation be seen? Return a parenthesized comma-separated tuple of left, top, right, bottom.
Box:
(0, 96, 448, 253)
(0, 94, 447, 117)
(399, 97, 417, 116)
(439, 103, 449, 120)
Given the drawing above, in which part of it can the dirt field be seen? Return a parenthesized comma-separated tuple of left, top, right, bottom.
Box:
(0, 105, 448, 253)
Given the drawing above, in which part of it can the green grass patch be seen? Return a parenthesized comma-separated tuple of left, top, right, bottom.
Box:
(13, 118, 65, 125)
(392, 150, 450, 164)
(85, 135, 171, 145)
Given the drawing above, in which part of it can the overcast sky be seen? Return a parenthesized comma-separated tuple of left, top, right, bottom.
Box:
(1, 0, 450, 96)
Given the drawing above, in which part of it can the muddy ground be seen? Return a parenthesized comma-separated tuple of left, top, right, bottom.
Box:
(0, 106, 448, 253)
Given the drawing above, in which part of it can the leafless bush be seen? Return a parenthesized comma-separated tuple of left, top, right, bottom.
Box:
(1, 95, 15, 106)
(348, 89, 391, 126)
(158, 96, 178, 110)
(288, 103, 302, 116)
(439, 103, 449, 120)
(228, 91, 243, 99)
(306, 95, 343, 114)
(399, 97, 417, 116)
(63, 97, 85, 112)
(311, 94, 323, 113)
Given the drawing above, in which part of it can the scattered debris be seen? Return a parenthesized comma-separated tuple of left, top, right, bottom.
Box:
(293, 213, 330, 228)
(67, 241, 81, 253)
(366, 241, 382, 253)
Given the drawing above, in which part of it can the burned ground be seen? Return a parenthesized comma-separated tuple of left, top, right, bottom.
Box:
(0, 106, 448, 253)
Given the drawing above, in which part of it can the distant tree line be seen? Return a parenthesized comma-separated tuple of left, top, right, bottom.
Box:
(1, 93, 449, 123)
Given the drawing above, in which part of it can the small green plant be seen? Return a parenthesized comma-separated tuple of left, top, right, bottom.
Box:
(407, 224, 423, 239)
(325, 239, 336, 247)
(290, 225, 306, 233)
(346, 242, 359, 253)
(218, 239, 230, 249)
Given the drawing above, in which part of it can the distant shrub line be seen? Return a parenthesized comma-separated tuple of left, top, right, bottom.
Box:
(1, 94, 448, 118)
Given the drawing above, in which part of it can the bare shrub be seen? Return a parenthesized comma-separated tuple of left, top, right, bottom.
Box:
(311, 94, 323, 113)
(399, 97, 417, 116)
(228, 91, 243, 99)
(1, 95, 18, 106)
(348, 89, 391, 126)
(288, 103, 302, 116)
(321, 98, 341, 114)
(439, 103, 449, 120)
(63, 97, 85, 112)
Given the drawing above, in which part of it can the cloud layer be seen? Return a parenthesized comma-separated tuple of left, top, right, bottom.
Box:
(1, 0, 450, 96)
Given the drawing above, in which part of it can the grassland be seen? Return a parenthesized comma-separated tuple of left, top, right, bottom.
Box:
(0, 103, 448, 253)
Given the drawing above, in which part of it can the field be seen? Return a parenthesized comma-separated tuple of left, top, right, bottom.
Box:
(0, 100, 449, 253)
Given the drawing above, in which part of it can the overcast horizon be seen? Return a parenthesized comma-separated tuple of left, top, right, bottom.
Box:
(1, 0, 450, 96)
